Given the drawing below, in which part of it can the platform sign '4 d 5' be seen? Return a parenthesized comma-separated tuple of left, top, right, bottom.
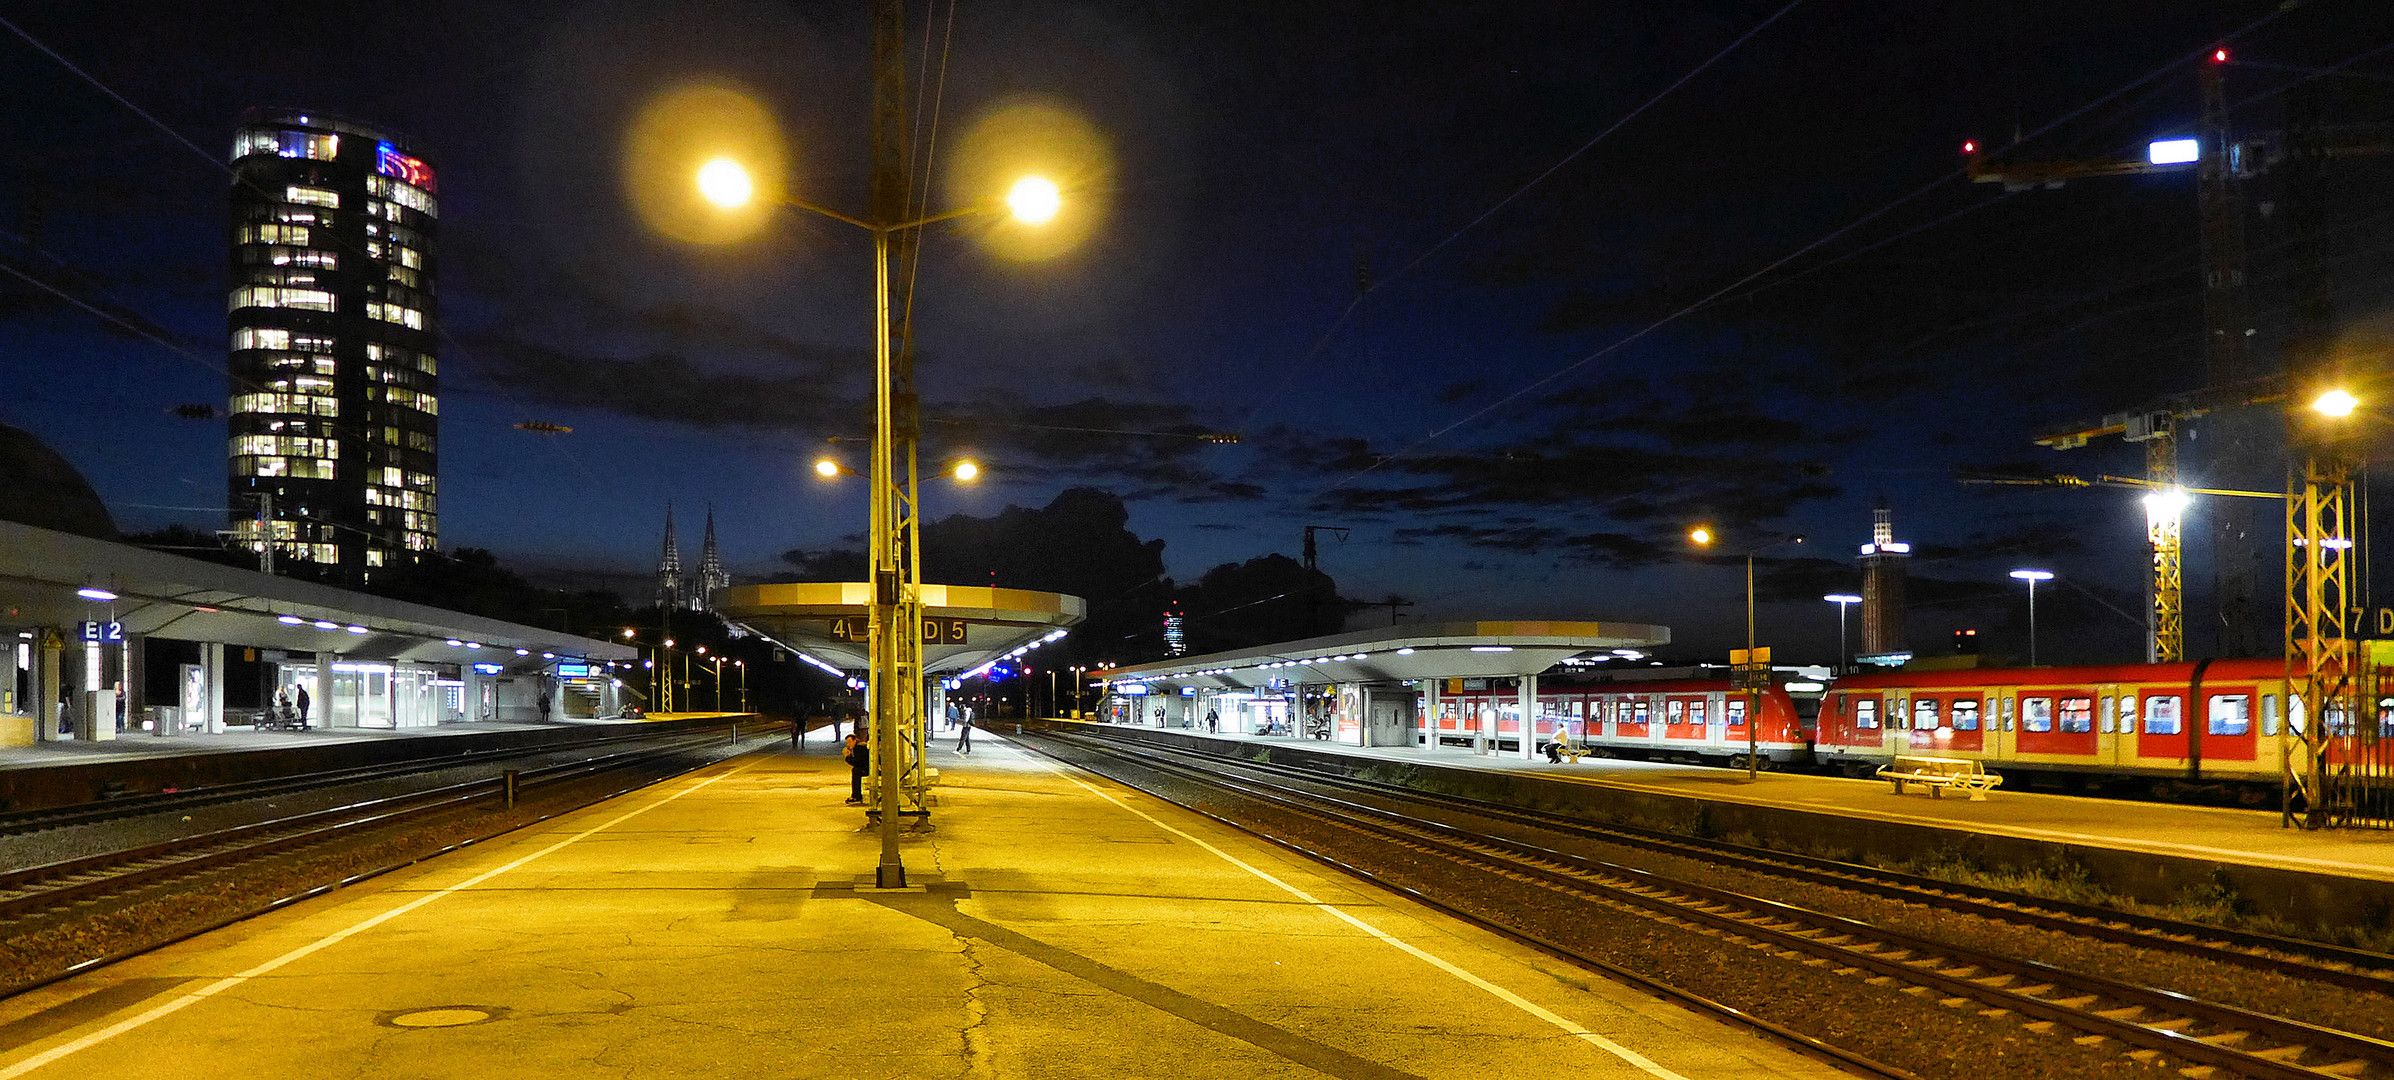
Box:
(828, 616, 967, 644)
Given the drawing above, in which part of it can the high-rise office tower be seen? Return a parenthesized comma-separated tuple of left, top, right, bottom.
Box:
(1857, 502, 1912, 665)
(226, 109, 438, 585)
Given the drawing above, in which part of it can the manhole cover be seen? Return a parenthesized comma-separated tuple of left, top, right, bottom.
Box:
(385, 1007, 497, 1028)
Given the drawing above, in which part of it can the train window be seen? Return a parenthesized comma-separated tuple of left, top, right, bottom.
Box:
(2000, 696, 2016, 731)
(2063, 697, 2094, 733)
(1951, 698, 1981, 731)
(1912, 699, 1940, 730)
(1854, 699, 1879, 729)
(2021, 696, 2054, 732)
(1689, 701, 1707, 725)
(2142, 695, 2183, 735)
(2100, 696, 2117, 733)
(2289, 697, 2306, 735)
(1726, 699, 1746, 727)
(2206, 695, 2250, 736)
(2261, 694, 2278, 736)
(1632, 701, 1650, 726)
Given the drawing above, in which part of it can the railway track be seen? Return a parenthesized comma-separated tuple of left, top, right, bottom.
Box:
(1098, 730, 2394, 994)
(0, 718, 754, 837)
(1035, 731, 2394, 1080)
(0, 729, 740, 927)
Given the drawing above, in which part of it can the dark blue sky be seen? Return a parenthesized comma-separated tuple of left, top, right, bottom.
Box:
(4, 0, 2391, 663)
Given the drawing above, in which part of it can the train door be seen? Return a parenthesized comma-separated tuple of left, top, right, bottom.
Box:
(1990, 691, 2015, 761)
(1907, 695, 1945, 752)
(1624, 696, 1653, 747)
(2096, 685, 2127, 766)
(2196, 685, 2259, 764)
(1709, 691, 1730, 748)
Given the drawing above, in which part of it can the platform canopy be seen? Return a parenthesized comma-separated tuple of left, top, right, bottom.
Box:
(1099, 620, 1672, 692)
(0, 520, 633, 673)
(714, 582, 1085, 677)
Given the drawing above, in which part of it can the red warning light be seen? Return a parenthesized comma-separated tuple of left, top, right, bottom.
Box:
(1961, 139, 1978, 154)
(2211, 48, 2229, 64)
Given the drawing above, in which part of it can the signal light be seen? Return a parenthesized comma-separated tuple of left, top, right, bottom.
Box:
(1960, 140, 1977, 155)
(2211, 48, 2229, 64)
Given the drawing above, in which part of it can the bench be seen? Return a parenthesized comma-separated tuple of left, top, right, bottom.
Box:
(1875, 755, 2002, 801)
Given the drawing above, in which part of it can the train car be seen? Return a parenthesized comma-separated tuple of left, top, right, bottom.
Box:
(1430, 676, 1807, 767)
(1816, 658, 2294, 797)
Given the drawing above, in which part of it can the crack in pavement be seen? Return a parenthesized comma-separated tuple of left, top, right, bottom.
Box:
(854, 886, 1428, 1080)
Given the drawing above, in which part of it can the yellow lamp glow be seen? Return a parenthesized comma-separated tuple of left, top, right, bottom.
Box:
(623, 80, 785, 246)
(696, 157, 754, 208)
(952, 459, 981, 483)
(814, 458, 841, 478)
(2313, 389, 2359, 418)
(1689, 527, 1715, 546)
(1005, 176, 1061, 225)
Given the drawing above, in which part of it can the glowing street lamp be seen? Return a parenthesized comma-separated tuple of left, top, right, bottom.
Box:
(2313, 389, 2359, 418)
(1691, 526, 1804, 778)
(950, 458, 981, 483)
(671, 99, 1088, 890)
(1824, 594, 1862, 671)
(2009, 569, 2055, 666)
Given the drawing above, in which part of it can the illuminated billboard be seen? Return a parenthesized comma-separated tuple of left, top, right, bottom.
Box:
(376, 142, 436, 191)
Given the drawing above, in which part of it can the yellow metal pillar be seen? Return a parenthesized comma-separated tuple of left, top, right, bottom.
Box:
(2285, 456, 2352, 828)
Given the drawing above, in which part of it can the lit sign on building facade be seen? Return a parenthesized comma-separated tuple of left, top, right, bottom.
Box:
(376, 142, 436, 191)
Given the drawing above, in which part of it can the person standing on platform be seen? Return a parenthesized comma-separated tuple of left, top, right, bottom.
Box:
(944, 701, 959, 731)
(1206, 708, 1219, 734)
(274, 687, 291, 728)
(956, 709, 973, 754)
(295, 683, 311, 729)
(538, 692, 552, 722)
(842, 732, 869, 804)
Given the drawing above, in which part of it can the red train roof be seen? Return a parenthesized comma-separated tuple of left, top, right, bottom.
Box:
(1829, 657, 2285, 691)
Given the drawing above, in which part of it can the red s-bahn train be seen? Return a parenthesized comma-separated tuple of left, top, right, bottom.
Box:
(1430, 658, 2370, 797)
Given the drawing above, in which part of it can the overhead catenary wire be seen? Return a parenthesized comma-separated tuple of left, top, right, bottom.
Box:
(1235, 0, 1810, 432)
(1316, 1, 2317, 501)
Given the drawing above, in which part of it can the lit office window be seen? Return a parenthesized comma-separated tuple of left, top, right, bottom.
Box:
(368, 302, 424, 329)
(232, 327, 292, 351)
(238, 224, 311, 245)
(230, 286, 335, 312)
(366, 174, 438, 217)
(285, 186, 340, 208)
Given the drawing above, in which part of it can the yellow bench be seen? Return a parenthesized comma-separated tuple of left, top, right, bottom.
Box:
(1876, 755, 2001, 801)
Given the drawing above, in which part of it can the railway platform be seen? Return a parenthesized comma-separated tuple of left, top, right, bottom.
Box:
(1058, 720, 2394, 934)
(0, 729, 1847, 1080)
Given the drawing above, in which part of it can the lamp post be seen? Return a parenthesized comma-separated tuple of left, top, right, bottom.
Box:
(692, 138, 1068, 893)
(1691, 527, 1804, 779)
(736, 660, 747, 713)
(1823, 594, 1861, 672)
(2009, 570, 2054, 666)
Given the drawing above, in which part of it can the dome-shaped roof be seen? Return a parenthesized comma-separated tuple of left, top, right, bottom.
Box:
(0, 421, 117, 539)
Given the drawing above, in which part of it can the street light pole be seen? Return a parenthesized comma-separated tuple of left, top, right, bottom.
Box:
(2010, 569, 2054, 666)
(1691, 528, 1801, 779)
(1824, 594, 1861, 672)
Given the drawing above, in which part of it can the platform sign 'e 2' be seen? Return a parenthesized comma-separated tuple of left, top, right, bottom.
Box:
(77, 621, 124, 643)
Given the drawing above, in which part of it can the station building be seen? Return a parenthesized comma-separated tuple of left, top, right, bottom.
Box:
(1, 520, 635, 747)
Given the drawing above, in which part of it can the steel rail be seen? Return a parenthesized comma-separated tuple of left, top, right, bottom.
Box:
(0, 717, 753, 836)
(1087, 728, 2394, 991)
(1048, 734, 2394, 1080)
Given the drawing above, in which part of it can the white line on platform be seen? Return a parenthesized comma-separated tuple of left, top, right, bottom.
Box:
(0, 760, 760, 1079)
(1017, 745, 1692, 1080)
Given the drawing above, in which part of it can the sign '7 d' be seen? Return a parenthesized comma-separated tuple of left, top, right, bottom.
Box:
(828, 616, 968, 645)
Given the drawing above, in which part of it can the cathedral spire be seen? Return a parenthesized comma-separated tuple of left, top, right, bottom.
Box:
(656, 502, 684, 610)
(696, 504, 730, 611)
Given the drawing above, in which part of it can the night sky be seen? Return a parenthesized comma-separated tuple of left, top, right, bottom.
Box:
(4, 1, 2391, 664)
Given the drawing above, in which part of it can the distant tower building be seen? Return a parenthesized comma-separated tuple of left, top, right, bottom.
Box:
(1857, 502, 1912, 665)
(1162, 603, 1187, 657)
(656, 504, 684, 610)
(225, 109, 439, 585)
(694, 506, 730, 612)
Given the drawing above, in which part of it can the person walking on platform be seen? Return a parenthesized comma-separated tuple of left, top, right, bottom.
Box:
(944, 701, 959, 731)
(842, 732, 869, 804)
(295, 683, 311, 728)
(955, 709, 973, 754)
(1205, 708, 1219, 734)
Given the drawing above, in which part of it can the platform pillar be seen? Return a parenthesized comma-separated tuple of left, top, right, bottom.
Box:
(201, 642, 226, 733)
(1517, 674, 1538, 760)
(36, 630, 64, 742)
